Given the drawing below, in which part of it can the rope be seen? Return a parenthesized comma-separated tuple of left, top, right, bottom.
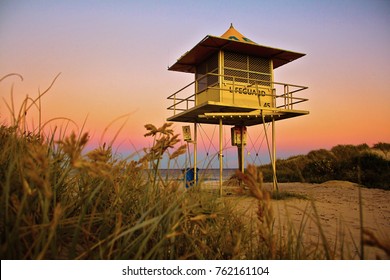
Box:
(197, 124, 208, 169)
(198, 124, 218, 169)
(199, 124, 218, 155)
(246, 129, 257, 164)
(246, 125, 268, 166)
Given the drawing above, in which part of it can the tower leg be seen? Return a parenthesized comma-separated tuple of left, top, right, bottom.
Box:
(237, 145, 244, 172)
(262, 113, 277, 191)
(219, 118, 223, 196)
(194, 122, 197, 186)
(272, 117, 278, 191)
(237, 126, 245, 173)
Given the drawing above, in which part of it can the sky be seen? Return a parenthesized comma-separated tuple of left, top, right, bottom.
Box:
(1, 0, 389, 168)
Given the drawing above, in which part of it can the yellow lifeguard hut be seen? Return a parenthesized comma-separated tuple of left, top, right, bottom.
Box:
(167, 24, 309, 192)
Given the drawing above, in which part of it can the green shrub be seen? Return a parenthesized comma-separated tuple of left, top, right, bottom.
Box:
(259, 144, 389, 190)
(355, 153, 390, 189)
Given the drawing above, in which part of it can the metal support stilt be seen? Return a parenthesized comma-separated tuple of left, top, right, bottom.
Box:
(272, 117, 278, 191)
(237, 126, 245, 173)
(238, 145, 244, 173)
(194, 122, 197, 186)
(241, 126, 245, 173)
(219, 118, 223, 196)
(262, 113, 278, 192)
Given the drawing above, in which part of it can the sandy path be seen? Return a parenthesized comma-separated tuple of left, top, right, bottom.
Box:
(268, 181, 390, 259)
(203, 180, 390, 259)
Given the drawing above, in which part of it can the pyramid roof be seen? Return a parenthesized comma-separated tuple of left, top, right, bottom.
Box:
(220, 23, 255, 44)
(168, 24, 305, 73)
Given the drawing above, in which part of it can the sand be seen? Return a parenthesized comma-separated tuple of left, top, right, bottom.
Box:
(203, 180, 390, 259)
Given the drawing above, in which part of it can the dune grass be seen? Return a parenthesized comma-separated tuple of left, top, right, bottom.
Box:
(1, 73, 389, 260)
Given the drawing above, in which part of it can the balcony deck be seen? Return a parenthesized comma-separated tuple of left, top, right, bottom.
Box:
(167, 75, 309, 126)
(167, 101, 308, 126)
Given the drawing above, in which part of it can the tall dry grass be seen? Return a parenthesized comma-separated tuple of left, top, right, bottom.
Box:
(1, 73, 389, 259)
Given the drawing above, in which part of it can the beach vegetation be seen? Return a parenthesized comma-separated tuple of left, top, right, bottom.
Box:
(1, 73, 388, 260)
(261, 144, 390, 190)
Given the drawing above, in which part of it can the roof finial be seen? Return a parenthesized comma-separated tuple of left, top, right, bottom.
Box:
(230, 23, 234, 28)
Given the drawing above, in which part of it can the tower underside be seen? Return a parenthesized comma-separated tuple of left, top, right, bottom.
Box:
(167, 101, 308, 126)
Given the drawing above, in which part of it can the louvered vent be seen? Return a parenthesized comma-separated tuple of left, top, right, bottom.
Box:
(224, 51, 271, 86)
(196, 53, 219, 92)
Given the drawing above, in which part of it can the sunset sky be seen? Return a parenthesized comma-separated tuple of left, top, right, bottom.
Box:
(1, 0, 389, 168)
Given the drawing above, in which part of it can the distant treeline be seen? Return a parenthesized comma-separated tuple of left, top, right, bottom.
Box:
(260, 143, 390, 190)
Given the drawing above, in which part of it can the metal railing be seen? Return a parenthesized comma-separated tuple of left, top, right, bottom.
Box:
(167, 73, 308, 116)
(167, 81, 196, 115)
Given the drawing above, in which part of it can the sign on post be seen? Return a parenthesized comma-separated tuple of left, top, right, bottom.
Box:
(231, 126, 247, 146)
(182, 125, 192, 142)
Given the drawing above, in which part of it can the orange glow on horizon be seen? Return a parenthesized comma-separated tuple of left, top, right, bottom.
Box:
(1, 1, 389, 168)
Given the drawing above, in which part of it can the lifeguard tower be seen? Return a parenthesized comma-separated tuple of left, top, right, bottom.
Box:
(167, 24, 309, 192)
